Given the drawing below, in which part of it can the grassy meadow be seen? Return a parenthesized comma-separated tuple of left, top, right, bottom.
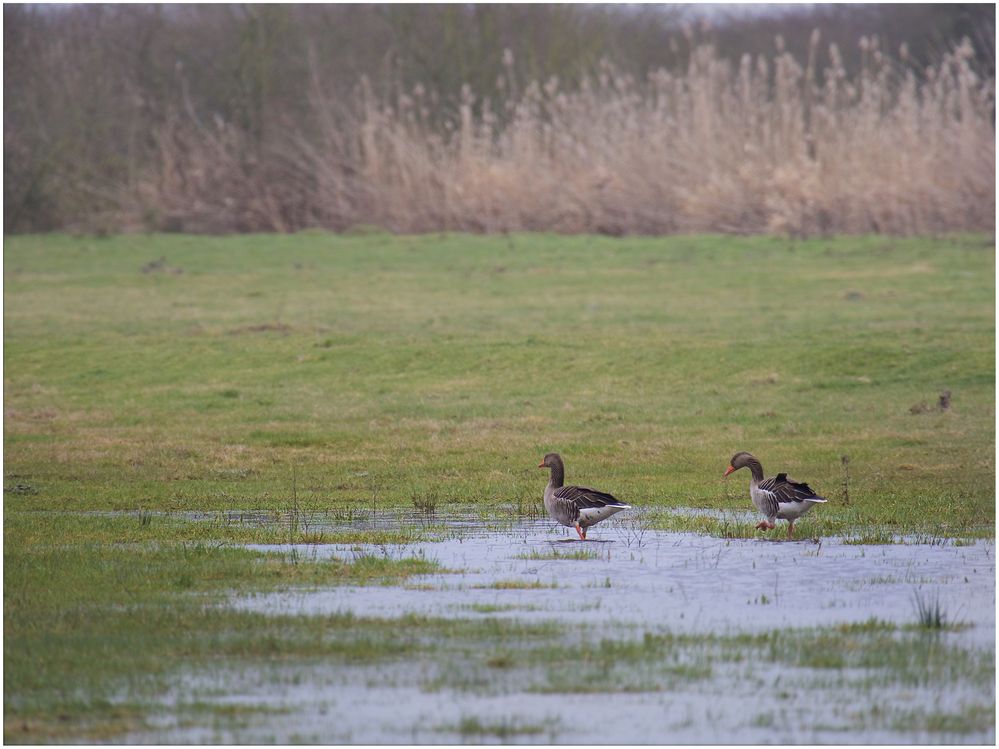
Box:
(4, 231, 995, 740)
(5, 232, 994, 526)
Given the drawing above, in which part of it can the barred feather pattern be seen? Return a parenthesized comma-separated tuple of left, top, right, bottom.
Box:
(752, 473, 827, 521)
(547, 484, 629, 527)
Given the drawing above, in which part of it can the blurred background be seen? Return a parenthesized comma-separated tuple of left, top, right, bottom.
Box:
(4, 3, 995, 236)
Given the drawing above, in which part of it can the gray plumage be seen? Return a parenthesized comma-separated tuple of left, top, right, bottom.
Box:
(725, 451, 826, 539)
(539, 453, 631, 539)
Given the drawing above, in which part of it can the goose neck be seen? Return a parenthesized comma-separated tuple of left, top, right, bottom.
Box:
(548, 460, 565, 489)
(747, 459, 765, 483)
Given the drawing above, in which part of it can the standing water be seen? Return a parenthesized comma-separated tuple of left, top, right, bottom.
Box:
(130, 513, 995, 743)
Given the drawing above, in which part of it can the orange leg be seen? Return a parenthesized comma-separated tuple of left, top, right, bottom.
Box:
(575, 524, 586, 541)
(786, 521, 795, 540)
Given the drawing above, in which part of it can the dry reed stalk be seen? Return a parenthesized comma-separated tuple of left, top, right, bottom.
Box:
(125, 40, 994, 236)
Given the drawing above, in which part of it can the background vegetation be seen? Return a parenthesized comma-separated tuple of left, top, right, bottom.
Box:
(5, 4, 995, 235)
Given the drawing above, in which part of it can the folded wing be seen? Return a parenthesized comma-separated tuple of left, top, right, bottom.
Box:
(553, 484, 630, 508)
(761, 473, 827, 504)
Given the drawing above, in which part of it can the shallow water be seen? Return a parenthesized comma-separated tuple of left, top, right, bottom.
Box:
(127, 515, 995, 744)
(235, 517, 995, 647)
(139, 663, 991, 745)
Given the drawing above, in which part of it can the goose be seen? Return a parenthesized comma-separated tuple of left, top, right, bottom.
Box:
(724, 451, 826, 540)
(538, 453, 631, 540)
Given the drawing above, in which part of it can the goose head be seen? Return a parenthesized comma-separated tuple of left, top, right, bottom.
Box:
(724, 451, 757, 477)
(538, 452, 563, 470)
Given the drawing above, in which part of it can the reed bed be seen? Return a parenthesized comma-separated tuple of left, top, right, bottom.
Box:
(129, 38, 994, 236)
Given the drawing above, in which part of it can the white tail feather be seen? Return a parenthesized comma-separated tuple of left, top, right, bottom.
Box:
(577, 504, 630, 523)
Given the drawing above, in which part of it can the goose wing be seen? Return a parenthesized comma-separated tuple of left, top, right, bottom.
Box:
(553, 484, 629, 509)
(760, 473, 827, 504)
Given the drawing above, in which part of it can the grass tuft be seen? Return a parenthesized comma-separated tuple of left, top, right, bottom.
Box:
(912, 590, 948, 630)
(844, 529, 897, 545)
(448, 715, 549, 738)
(516, 547, 599, 561)
(411, 488, 439, 515)
(475, 579, 557, 590)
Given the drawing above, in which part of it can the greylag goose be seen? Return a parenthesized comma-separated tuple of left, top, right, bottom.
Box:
(539, 453, 631, 540)
(724, 451, 827, 540)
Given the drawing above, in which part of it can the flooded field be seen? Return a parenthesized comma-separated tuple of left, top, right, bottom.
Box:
(125, 512, 995, 744)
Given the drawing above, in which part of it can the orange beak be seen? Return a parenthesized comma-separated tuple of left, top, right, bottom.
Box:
(538, 460, 546, 468)
(723, 465, 735, 477)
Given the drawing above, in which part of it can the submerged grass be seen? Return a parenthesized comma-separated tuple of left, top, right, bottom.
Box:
(2, 510, 441, 548)
(649, 508, 993, 544)
(372, 612, 992, 701)
(476, 579, 558, 590)
(4, 509, 991, 742)
(326, 552, 444, 584)
(525, 626, 992, 696)
(515, 547, 600, 560)
(912, 589, 950, 630)
(463, 603, 536, 614)
(843, 529, 898, 545)
(2, 514, 457, 741)
(445, 715, 551, 738)
(888, 704, 995, 735)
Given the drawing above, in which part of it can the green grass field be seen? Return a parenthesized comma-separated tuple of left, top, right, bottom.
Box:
(4, 231, 995, 740)
(5, 232, 994, 525)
